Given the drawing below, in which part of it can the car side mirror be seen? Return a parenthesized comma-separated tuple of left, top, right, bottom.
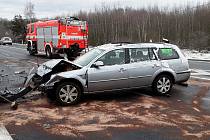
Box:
(92, 61, 104, 68)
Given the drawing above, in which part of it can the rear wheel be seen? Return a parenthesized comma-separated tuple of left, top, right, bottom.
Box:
(152, 75, 173, 95)
(55, 82, 82, 106)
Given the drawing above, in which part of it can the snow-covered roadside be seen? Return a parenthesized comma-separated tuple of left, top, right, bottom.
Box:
(182, 49, 210, 61)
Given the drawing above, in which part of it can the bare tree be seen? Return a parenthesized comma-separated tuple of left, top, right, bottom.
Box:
(74, 2, 210, 51)
(24, 1, 35, 21)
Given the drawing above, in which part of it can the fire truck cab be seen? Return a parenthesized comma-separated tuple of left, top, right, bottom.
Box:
(26, 17, 88, 58)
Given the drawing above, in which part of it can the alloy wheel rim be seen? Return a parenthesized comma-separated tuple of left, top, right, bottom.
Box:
(157, 77, 171, 94)
(59, 85, 78, 103)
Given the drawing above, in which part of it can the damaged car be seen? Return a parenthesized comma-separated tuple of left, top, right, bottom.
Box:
(23, 43, 190, 106)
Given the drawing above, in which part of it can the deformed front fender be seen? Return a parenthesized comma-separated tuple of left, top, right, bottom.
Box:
(43, 69, 87, 91)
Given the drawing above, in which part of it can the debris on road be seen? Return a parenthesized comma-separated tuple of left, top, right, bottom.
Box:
(193, 107, 200, 112)
(14, 71, 26, 74)
(0, 97, 17, 110)
(43, 123, 51, 129)
(0, 59, 79, 109)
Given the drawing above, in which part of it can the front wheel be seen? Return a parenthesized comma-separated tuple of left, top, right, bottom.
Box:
(55, 82, 82, 106)
(152, 75, 173, 95)
(28, 44, 35, 55)
(45, 46, 52, 58)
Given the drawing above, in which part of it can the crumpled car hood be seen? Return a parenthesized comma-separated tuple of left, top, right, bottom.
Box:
(37, 59, 82, 77)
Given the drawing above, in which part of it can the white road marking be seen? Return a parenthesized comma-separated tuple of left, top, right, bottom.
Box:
(0, 125, 13, 140)
(191, 69, 210, 76)
(188, 60, 210, 64)
(191, 76, 210, 81)
(27, 61, 38, 65)
(1, 45, 26, 51)
(190, 69, 210, 81)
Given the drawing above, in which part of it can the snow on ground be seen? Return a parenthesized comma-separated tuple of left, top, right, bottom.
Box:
(182, 49, 210, 61)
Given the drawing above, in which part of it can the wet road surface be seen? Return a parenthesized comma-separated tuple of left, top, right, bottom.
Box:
(0, 44, 210, 140)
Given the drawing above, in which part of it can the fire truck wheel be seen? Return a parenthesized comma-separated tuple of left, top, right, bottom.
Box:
(45, 46, 52, 58)
(28, 44, 35, 55)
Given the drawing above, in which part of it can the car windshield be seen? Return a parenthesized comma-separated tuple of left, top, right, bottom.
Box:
(4, 38, 10, 40)
(73, 48, 105, 67)
(2, 37, 11, 41)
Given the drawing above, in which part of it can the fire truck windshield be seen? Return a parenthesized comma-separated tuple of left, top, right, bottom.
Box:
(60, 18, 85, 27)
(68, 20, 80, 26)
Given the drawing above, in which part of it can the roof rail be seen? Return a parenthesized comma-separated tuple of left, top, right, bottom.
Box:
(111, 42, 133, 46)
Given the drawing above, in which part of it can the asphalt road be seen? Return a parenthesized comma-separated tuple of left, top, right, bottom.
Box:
(189, 60, 210, 71)
(0, 44, 210, 140)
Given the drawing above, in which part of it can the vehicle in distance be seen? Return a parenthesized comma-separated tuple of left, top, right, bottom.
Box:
(0, 37, 12, 45)
(26, 17, 88, 58)
(28, 43, 190, 105)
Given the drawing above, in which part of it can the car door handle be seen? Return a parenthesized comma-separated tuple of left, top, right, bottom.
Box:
(119, 68, 126, 72)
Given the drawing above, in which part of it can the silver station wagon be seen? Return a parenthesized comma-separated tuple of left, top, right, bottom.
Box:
(31, 43, 190, 105)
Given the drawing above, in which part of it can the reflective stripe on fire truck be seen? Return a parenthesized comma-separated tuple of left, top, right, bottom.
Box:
(26, 35, 36, 39)
(36, 35, 60, 39)
(36, 35, 87, 40)
(66, 36, 87, 40)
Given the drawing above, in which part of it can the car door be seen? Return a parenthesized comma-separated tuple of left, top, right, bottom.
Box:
(87, 49, 129, 92)
(127, 48, 161, 87)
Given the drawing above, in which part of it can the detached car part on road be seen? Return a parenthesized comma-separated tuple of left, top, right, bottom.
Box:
(19, 43, 191, 106)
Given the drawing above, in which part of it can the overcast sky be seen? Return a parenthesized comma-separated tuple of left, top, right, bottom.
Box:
(0, 0, 210, 19)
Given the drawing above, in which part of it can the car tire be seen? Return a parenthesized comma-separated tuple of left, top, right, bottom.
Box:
(55, 82, 82, 106)
(152, 75, 173, 95)
(45, 46, 52, 58)
(28, 44, 35, 55)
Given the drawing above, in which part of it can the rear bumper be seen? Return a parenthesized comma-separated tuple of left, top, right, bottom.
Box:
(176, 70, 191, 83)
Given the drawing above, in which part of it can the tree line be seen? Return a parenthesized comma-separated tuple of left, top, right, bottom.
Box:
(1, 3, 210, 50)
(76, 3, 210, 50)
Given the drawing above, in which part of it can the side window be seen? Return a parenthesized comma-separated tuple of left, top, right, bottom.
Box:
(129, 48, 150, 63)
(98, 49, 125, 66)
(158, 48, 179, 60)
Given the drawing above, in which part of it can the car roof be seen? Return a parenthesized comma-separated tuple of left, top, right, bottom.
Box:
(96, 43, 178, 51)
(1, 37, 11, 39)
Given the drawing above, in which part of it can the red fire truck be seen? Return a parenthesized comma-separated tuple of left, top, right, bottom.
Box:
(26, 17, 88, 58)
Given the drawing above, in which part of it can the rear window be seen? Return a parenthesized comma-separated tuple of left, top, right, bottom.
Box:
(158, 48, 179, 60)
